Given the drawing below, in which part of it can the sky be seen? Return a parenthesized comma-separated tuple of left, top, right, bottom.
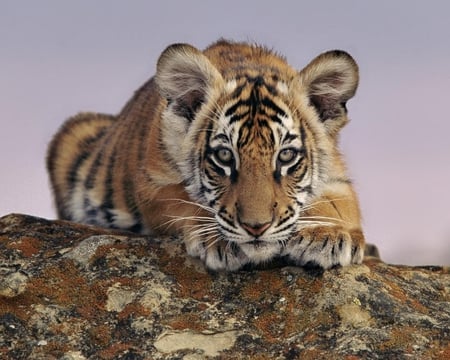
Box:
(1, 0, 449, 265)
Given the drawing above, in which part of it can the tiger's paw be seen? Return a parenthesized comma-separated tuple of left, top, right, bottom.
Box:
(283, 225, 365, 269)
(197, 240, 249, 271)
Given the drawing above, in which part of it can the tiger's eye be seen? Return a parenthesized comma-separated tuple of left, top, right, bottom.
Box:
(278, 149, 297, 164)
(215, 148, 233, 165)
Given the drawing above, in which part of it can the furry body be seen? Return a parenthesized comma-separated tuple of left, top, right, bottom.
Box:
(47, 40, 365, 270)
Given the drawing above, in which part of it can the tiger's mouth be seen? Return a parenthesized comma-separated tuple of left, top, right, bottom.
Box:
(246, 239, 266, 247)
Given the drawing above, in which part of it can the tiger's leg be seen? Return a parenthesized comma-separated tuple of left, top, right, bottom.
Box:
(283, 182, 365, 269)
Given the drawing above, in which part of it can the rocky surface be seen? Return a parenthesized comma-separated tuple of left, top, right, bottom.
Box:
(0, 213, 449, 359)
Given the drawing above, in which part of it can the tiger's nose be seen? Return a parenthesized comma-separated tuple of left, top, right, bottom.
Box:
(241, 221, 272, 237)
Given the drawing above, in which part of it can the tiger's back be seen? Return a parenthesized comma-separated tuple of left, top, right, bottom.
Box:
(47, 79, 169, 232)
(48, 39, 367, 271)
(47, 112, 115, 220)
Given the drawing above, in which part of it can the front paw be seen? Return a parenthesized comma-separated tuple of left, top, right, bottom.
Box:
(200, 240, 249, 272)
(284, 225, 365, 269)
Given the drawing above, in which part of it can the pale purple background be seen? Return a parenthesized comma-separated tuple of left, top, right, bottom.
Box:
(1, 1, 449, 265)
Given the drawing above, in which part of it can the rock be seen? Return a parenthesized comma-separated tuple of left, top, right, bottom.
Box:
(0, 213, 449, 359)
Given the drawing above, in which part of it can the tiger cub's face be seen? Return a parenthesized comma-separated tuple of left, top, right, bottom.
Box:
(155, 43, 358, 264)
(198, 77, 315, 248)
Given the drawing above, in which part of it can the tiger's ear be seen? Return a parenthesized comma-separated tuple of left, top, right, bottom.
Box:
(299, 50, 359, 134)
(155, 43, 223, 122)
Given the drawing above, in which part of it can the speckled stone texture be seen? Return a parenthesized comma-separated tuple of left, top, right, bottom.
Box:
(0, 214, 449, 359)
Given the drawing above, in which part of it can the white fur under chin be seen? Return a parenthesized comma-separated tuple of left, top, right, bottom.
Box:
(239, 242, 282, 264)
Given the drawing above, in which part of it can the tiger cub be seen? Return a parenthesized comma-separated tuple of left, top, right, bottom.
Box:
(47, 39, 366, 271)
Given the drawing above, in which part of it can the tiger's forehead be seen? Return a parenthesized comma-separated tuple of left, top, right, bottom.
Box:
(224, 71, 290, 97)
(213, 74, 300, 151)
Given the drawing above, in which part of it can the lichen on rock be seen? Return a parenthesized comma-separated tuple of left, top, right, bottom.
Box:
(0, 213, 449, 359)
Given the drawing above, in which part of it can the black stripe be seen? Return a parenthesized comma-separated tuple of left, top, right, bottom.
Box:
(261, 98, 287, 118)
(67, 150, 89, 186)
(218, 214, 236, 229)
(101, 147, 117, 223)
(217, 246, 223, 262)
(67, 129, 107, 187)
(230, 111, 250, 124)
(84, 150, 103, 189)
(137, 118, 148, 164)
(230, 83, 246, 98)
(283, 132, 299, 144)
(120, 118, 141, 221)
(275, 222, 295, 235)
(299, 122, 307, 146)
(203, 166, 216, 184)
(288, 157, 308, 177)
(299, 185, 313, 194)
(269, 114, 282, 124)
(83, 127, 110, 189)
(127, 223, 143, 234)
(287, 159, 302, 176)
(225, 100, 244, 118)
(206, 157, 226, 177)
(277, 214, 292, 228)
(273, 170, 281, 184)
(123, 176, 141, 218)
(229, 168, 238, 184)
(295, 199, 304, 207)
(208, 199, 217, 208)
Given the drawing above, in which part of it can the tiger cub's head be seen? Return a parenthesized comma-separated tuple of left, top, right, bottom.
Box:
(155, 41, 358, 260)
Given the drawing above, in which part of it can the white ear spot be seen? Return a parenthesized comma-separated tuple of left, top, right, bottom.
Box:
(277, 81, 289, 95)
(225, 79, 237, 93)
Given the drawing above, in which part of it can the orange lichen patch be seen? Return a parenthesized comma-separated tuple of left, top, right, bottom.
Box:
(0, 235, 10, 243)
(253, 310, 285, 343)
(197, 302, 208, 311)
(298, 348, 330, 360)
(433, 344, 450, 360)
(27, 259, 110, 319)
(89, 324, 112, 347)
(6, 236, 43, 257)
(242, 271, 286, 301)
(345, 355, 362, 360)
(38, 341, 70, 358)
(91, 243, 131, 265)
(110, 276, 142, 288)
(27, 260, 85, 305)
(96, 342, 133, 360)
(386, 281, 428, 314)
(129, 244, 153, 258)
(157, 248, 214, 301)
(76, 280, 113, 320)
(173, 266, 214, 300)
(0, 294, 35, 321)
(241, 270, 326, 341)
(303, 332, 319, 343)
(245, 355, 273, 360)
(379, 326, 417, 352)
(297, 276, 324, 297)
(117, 303, 151, 320)
(49, 318, 86, 339)
(165, 312, 208, 332)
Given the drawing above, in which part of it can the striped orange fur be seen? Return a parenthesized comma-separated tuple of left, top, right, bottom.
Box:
(47, 40, 365, 271)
